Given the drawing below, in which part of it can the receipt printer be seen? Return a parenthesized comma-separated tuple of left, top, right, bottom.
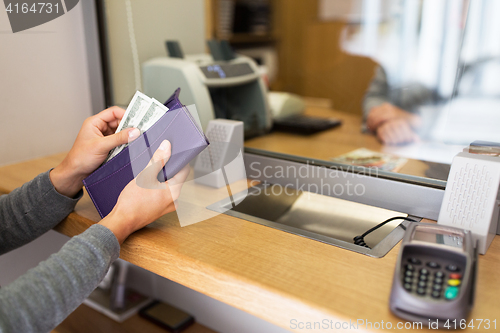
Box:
(143, 49, 272, 138)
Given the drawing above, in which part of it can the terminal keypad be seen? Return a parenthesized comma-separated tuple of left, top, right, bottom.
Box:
(402, 257, 463, 301)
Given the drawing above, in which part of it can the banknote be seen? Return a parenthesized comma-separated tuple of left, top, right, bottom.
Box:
(136, 98, 169, 132)
(115, 91, 151, 133)
(105, 91, 152, 162)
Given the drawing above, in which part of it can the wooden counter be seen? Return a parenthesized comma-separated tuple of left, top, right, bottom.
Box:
(1, 109, 499, 332)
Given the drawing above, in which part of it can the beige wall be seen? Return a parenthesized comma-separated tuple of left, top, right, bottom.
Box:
(104, 0, 206, 106)
(0, 3, 95, 166)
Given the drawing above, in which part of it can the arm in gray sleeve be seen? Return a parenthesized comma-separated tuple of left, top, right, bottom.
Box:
(0, 224, 120, 333)
(362, 66, 391, 131)
(0, 170, 82, 255)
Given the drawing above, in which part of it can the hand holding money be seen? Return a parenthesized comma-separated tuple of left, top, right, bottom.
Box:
(50, 106, 141, 198)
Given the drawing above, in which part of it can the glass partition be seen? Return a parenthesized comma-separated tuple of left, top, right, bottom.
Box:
(245, 0, 499, 181)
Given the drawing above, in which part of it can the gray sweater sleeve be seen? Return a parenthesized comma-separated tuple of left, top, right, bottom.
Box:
(0, 224, 120, 333)
(362, 66, 391, 132)
(0, 170, 82, 255)
(0, 171, 121, 332)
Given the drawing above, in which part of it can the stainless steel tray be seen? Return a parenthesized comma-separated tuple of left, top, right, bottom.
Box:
(207, 183, 421, 257)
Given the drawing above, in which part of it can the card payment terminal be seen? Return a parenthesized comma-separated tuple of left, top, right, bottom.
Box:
(389, 223, 477, 328)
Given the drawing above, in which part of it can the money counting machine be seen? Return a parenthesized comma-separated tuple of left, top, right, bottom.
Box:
(142, 41, 272, 138)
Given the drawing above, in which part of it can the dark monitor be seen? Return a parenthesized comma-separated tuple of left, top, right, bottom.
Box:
(165, 40, 184, 59)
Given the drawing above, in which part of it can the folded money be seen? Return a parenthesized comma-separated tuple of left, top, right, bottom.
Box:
(106, 92, 169, 162)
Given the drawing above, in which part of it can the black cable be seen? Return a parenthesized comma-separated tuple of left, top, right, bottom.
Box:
(353, 216, 418, 249)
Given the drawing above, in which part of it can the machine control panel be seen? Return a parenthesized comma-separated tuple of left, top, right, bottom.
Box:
(200, 63, 254, 79)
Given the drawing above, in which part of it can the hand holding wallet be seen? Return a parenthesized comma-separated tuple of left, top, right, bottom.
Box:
(83, 88, 209, 218)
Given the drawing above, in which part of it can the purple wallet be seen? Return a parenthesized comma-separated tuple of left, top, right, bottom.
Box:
(83, 88, 209, 218)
